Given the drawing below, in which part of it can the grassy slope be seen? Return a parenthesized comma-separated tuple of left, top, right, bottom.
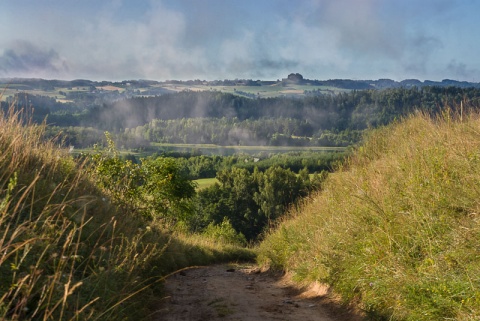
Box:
(0, 108, 253, 320)
(258, 111, 480, 320)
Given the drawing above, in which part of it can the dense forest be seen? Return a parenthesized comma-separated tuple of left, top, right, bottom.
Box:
(86, 86, 480, 132)
(8, 86, 480, 149)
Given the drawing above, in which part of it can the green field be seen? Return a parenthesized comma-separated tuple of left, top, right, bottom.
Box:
(158, 83, 349, 98)
(194, 177, 218, 190)
(0, 85, 92, 102)
(1, 81, 350, 102)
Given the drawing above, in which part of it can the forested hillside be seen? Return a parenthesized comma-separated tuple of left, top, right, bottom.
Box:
(89, 87, 480, 131)
(16, 86, 480, 149)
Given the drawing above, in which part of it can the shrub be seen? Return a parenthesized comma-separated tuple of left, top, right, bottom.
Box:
(203, 218, 247, 246)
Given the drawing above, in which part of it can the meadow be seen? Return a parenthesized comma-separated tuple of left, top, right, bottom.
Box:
(0, 80, 347, 103)
(158, 82, 348, 98)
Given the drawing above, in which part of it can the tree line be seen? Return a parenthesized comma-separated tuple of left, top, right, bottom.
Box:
(170, 151, 346, 179)
(87, 86, 480, 131)
(29, 86, 480, 149)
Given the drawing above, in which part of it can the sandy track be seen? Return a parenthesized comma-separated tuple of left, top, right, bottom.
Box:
(154, 264, 363, 321)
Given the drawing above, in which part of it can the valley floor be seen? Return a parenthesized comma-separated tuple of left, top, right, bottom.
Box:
(155, 264, 363, 321)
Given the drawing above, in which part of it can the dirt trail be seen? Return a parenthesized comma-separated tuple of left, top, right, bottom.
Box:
(154, 264, 363, 321)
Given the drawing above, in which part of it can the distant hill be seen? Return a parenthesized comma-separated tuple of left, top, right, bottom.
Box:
(2, 76, 480, 93)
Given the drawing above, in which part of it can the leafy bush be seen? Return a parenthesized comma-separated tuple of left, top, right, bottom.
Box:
(203, 218, 247, 246)
(87, 132, 196, 221)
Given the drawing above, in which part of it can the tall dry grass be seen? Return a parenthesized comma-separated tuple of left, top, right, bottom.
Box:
(0, 103, 169, 320)
(258, 108, 480, 320)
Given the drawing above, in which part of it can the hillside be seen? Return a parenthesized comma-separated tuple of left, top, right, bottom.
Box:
(3, 84, 480, 320)
(2, 77, 480, 103)
(258, 109, 480, 320)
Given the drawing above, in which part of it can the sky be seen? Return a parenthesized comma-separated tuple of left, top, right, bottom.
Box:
(1, 0, 479, 82)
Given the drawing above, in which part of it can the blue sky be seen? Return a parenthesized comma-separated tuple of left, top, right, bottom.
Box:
(1, 0, 479, 81)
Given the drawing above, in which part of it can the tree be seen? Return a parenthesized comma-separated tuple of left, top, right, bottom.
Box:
(254, 166, 301, 222)
(287, 73, 304, 82)
(139, 157, 196, 221)
(196, 165, 316, 241)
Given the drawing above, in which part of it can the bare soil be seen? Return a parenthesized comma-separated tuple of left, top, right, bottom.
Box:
(153, 264, 364, 321)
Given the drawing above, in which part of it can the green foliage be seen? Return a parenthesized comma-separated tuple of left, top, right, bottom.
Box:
(88, 132, 196, 221)
(39, 86, 480, 149)
(203, 218, 247, 246)
(174, 151, 345, 180)
(234, 151, 347, 174)
(258, 110, 480, 320)
(11, 86, 480, 151)
(88, 86, 480, 136)
(196, 165, 323, 241)
(254, 166, 304, 221)
(126, 117, 332, 147)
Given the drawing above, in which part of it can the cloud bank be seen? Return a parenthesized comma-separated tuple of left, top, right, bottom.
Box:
(1, 0, 479, 81)
(0, 41, 69, 78)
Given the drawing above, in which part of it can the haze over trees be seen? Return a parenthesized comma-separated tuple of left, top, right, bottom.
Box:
(6, 84, 477, 150)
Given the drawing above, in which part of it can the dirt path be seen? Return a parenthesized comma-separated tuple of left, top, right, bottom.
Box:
(154, 264, 363, 321)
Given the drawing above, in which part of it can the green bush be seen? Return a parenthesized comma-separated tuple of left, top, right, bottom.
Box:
(88, 132, 196, 221)
(203, 218, 247, 246)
